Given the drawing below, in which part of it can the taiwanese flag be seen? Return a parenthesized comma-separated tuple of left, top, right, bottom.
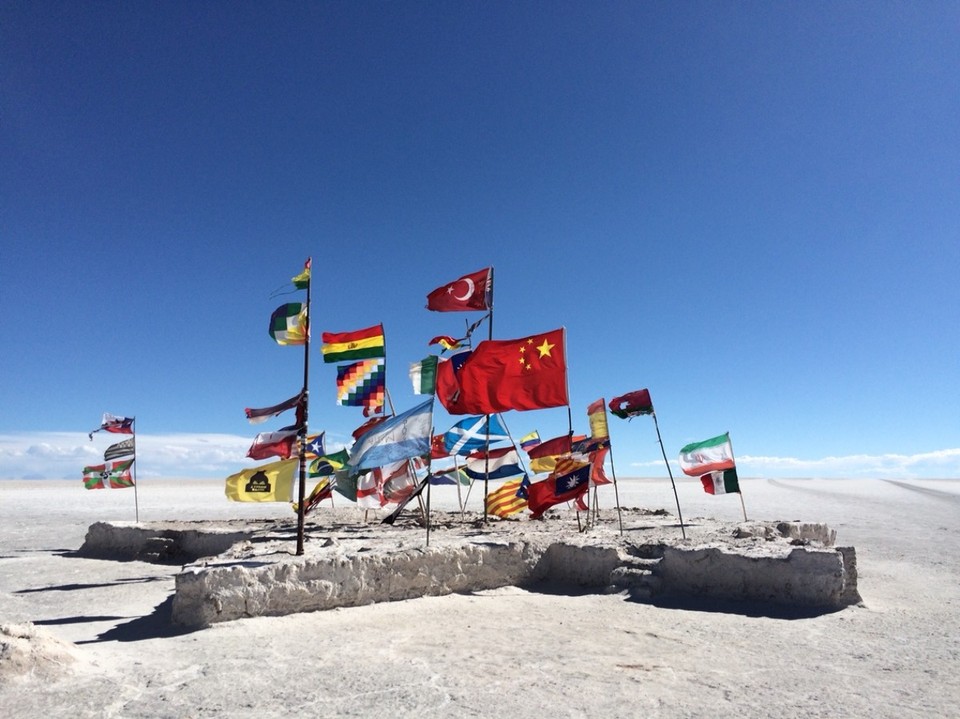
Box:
(426, 268, 492, 312)
(527, 464, 591, 519)
(435, 329, 568, 415)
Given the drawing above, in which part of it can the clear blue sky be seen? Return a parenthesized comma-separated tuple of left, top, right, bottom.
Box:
(2, 1, 958, 480)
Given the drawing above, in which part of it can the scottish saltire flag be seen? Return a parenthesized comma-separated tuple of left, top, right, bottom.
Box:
(464, 447, 524, 480)
(269, 303, 308, 345)
(347, 399, 433, 471)
(103, 438, 135, 462)
(336, 359, 386, 416)
(82, 459, 135, 489)
(443, 414, 509, 455)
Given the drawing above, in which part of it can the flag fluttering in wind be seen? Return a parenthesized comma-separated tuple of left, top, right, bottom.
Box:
(701, 468, 740, 495)
(292, 258, 311, 290)
(527, 464, 590, 519)
(587, 398, 609, 440)
(381, 476, 430, 525)
(82, 459, 135, 489)
(429, 335, 463, 352)
(308, 449, 349, 477)
(519, 431, 541, 451)
(409, 356, 438, 395)
(225, 459, 298, 502)
(89, 413, 134, 440)
(443, 414, 509, 455)
(294, 475, 335, 515)
(103, 438, 135, 462)
(609, 389, 654, 419)
(244, 391, 304, 424)
(296, 433, 322, 459)
(426, 267, 492, 312)
(464, 447, 525, 481)
(246, 426, 300, 460)
(525, 433, 582, 474)
(678, 433, 736, 477)
(429, 466, 471, 486)
(485, 478, 528, 518)
(436, 329, 568, 415)
(347, 399, 433, 471)
(336, 359, 385, 416)
(321, 324, 385, 364)
(269, 303, 308, 345)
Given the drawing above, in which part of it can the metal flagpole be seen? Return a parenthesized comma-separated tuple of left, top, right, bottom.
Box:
(132, 418, 139, 523)
(652, 412, 686, 539)
(483, 269, 494, 523)
(295, 259, 311, 556)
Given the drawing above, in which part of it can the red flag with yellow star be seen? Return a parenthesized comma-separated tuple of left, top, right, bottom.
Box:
(436, 328, 568, 414)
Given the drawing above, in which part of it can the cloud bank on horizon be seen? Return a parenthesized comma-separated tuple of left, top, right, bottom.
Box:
(1, 432, 957, 481)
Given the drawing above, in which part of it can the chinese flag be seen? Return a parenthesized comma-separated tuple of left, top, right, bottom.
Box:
(436, 328, 568, 414)
(426, 268, 492, 312)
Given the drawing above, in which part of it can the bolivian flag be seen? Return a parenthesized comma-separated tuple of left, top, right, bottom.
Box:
(321, 324, 385, 363)
(225, 458, 298, 502)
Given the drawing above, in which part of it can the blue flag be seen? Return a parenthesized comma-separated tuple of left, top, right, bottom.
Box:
(347, 399, 434, 471)
(443, 414, 509, 455)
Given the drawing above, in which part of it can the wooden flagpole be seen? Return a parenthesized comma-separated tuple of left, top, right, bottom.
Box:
(652, 412, 686, 539)
(727, 432, 748, 521)
(295, 258, 311, 556)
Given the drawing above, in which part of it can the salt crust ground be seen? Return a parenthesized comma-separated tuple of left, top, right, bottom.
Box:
(1, 478, 958, 718)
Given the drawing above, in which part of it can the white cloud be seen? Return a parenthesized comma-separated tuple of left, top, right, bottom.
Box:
(0, 431, 353, 480)
(631, 448, 960, 479)
(2, 432, 958, 480)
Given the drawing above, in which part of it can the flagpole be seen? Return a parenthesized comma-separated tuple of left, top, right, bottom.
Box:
(727, 432, 748, 521)
(132, 418, 140, 523)
(295, 258, 312, 556)
(598, 401, 625, 536)
(652, 412, 686, 539)
(425, 450, 432, 547)
(482, 269, 494, 523)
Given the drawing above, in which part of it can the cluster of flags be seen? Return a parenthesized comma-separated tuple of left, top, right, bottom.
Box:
(83, 414, 136, 490)
(222, 264, 741, 529)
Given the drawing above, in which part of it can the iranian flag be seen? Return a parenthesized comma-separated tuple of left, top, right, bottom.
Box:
(701, 467, 740, 495)
(678, 432, 735, 477)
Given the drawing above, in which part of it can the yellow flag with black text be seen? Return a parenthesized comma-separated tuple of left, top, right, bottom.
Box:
(225, 458, 298, 502)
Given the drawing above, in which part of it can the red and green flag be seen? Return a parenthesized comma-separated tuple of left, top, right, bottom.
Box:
(321, 324, 385, 363)
(82, 459, 135, 489)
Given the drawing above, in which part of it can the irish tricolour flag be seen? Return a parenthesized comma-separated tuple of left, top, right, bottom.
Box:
(678, 432, 736, 477)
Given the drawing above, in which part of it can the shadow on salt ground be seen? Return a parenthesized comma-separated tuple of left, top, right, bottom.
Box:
(519, 581, 852, 620)
(76, 596, 198, 644)
(14, 576, 169, 594)
(33, 615, 128, 626)
(642, 594, 853, 620)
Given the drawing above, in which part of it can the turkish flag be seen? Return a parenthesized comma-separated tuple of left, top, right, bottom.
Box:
(426, 268, 492, 312)
(436, 328, 568, 414)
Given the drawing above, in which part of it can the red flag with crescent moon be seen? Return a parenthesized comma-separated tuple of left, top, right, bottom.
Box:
(426, 268, 492, 312)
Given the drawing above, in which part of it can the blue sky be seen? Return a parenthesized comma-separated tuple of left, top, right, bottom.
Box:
(2, 2, 958, 480)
